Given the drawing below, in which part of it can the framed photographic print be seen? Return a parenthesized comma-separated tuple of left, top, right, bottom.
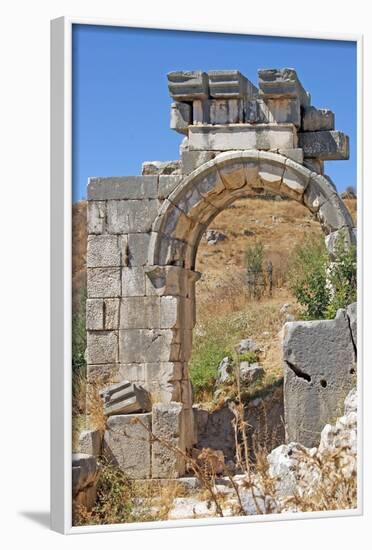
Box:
(51, 16, 362, 534)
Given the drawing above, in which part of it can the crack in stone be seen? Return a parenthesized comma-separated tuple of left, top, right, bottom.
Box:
(285, 359, 311, 382)
(345, 311, 357, 360)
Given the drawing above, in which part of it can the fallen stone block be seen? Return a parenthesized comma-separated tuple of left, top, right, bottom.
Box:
(104, 413, 152, 478)
(152, 402, 186, 478)
(216, 356, 233, 383)
(72, 453, 100, 510)
(239, 362, 264, 384)
(258, 68, 310, 107)
(283, 309, 356, 448)
(301, 106, 335, 132)
(208, 70, 257, 98)
(298, 130, 349, 160)
(170, 102, 192, 134)
(100, 380, 152, 416)
(79, 429, 103, 457)
(168, 71, 208, 100)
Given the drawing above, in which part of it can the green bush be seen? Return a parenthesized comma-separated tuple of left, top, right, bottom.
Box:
(288, 232, 356, 320)
(245, 241, 264, 273)
(72, 289, 87, 372)
(239, 350, 259, 364)
(189, 339, 229, 400)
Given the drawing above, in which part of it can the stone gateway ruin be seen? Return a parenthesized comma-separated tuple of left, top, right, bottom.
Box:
(84, 68, 356, 479)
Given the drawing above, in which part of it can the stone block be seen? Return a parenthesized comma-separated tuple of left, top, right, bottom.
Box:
(87, 201, 106, 234)
(303, 173, 337, 213)
(278, 148, 304, 164)
(168, 71, 208, 100)
(181, 150, 216, 175)
(127, 233, 151, 266)
(100, 380, 152, 415)
(87, 235, 120, 268)
(283, 309, 356, 447)
(141, 160, 181, 175)
(208, 70, 257, 98)
(86, 299, 104, 331)
(325, 226, 356, 259)
(301, 106, 335, 132)
(188, 124, 297, 151)
(264, 97, 301, 127)
(298, 130, 349, 160)
(258, 68, 310, 107)
(158, 175, 183, 200)
(170, 102, 192, 134)
(104, 298, 120, 330)
(145, 265, 193, 297)
(87, 267, 121, 298)
(146, 362, 184, 402)
(303, 158, 324, 174)
(79, 429, 103, 457)
(209, 99, 244, 124)
(192, 99, 210, 124)
(72, 453, 100, 497)
(122, 267, 146, 296)
(88, 176, 158, 200)
(106, 199, 159, 234)
(316, 192, 354, 234)
(87, 331, 118, 364)
(258, 150, 285, 192)
(104, 413, 152, 478)
(181, 379, 193, 408)
(119, 329, 181, 363)
(281, 158, 311, 199)
(87, 364, 120, 385)
(118, 363, 147, 385)
(120, 296, 160, 329)
(152, 402, 186, 478)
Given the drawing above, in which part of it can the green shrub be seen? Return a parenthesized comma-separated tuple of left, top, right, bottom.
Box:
(72, 289, 87, 372)
(189, 339, 229, 400)
(238, 350, 259, 364)
(245, 241, 264, 273)
(288, 232, 356, 320)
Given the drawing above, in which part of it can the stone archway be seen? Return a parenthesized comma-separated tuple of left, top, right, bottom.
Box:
(85, 68, 356, 479)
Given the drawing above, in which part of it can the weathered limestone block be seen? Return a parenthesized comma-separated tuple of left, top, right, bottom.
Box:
(87, 331, 118, 364)
(264, 97, 301, 127)
(169, 182, 218, 225)
(119, 329, 181, 363)
(87, 364, 120, 385)
(283, 309, 356, 448)
(181, 379, 193, 408)
(192, 99, 210, 124)
(86, 299, 104, 330)
(188, 124, 297, 151)
(281, 158, 311, 200)
(145, 362, 183, 402)
(149, 233, 191, 268)
(106, 199, 159, 234)
(120, 296, 160, 329)
(170, 102, 192, 134)
(104, 298, 120, 330)
(122, 267, 146, 296)
(79, 429, 103, 457)
(87, 201, 106, 234)
(258, 68, 310, 107)
(87, 235, 120, 267)
(298, 130, 349, 160)
(181, 150, 216, 175)
(316, 192, 354, 234)
(168, 71, 208, 100)
(325, 227, 356, 259)
(278, 148, 304, 164)
(153, 199, 197, 242)
(125, 233, 150, 267)
(303, 173, 337, 213)
(88, 176, 158, 200)
(258, 150, 285, 192)
(141, 160, 181, 175)
(87, 267, 121, 298)
(152, 402, 186, 478)
(158, 175, 183, 200)
(72, 453, 100, 510)
(145, 266, 199, 298)
(208, 70, 257, 98)
(100, 380, 152, 415)
(209, 99, 244, 124)
(104, 413, 152, 478)
(301, 106, 335, 132)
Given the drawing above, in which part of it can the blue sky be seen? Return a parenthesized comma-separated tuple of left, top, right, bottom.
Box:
(72, 25, 357, 203)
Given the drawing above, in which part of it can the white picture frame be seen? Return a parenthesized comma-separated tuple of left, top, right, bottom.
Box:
(51, 16, 363, 534)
